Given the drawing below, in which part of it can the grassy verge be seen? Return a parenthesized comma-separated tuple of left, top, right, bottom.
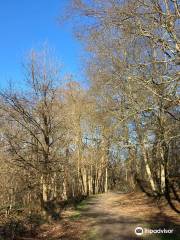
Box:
(82, 228, 100, 240)
(68, 195, 96, 220)
(75, 195, 97, 210)
(67, 195, 100, 239)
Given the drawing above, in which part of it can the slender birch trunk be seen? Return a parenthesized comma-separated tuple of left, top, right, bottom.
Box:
(140, 141, 156, 192)
(104, 167, 108, 193)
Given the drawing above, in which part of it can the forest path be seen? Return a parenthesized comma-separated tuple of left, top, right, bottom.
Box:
(15, 192, 180, 240)
(79, 191, 180, 240)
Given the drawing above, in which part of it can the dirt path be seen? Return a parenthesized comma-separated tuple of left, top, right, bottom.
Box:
(79, 192, 180, 240)
(4, 192, 179, 240)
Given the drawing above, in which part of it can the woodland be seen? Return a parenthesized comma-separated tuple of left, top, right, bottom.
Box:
(0, 0, 179, 239)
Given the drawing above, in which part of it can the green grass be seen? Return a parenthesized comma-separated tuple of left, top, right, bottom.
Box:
(75, 200, 88, 210)
(82, 228, 100, 240)
(69, 211, 81, 220)
(75, 195, 97, 211)
(68, 196, 94, 221)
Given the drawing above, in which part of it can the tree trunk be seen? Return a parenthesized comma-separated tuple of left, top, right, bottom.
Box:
(104, 167, 108, 193)
(140, 142, 156, 192)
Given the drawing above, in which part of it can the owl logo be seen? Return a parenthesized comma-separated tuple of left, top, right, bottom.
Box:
(135, 227, 144, 236)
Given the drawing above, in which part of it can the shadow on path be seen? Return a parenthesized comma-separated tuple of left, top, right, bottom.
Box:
(79, 192, 180, 240)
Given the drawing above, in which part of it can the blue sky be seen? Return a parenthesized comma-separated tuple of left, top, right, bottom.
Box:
(0, 0, 86, 89)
